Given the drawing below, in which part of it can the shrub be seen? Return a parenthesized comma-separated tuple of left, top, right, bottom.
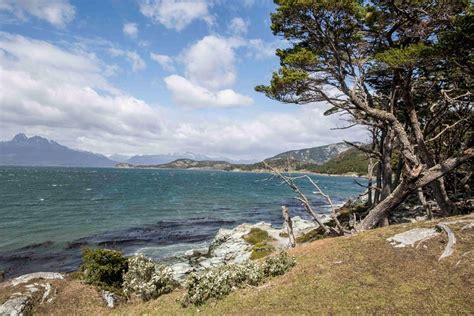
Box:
(182, 252, 296, 306)
(182, 260, 264, 306)
(123, 255, 177, 301)
(262, 251, 296, 277)
(80, 248, 128, 289)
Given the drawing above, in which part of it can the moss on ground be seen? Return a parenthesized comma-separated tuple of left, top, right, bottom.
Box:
(3, 214, 473, 315)
(242, 228, 276, 260)
(295, 226, 327, 243)
(242, 228, 271, 245)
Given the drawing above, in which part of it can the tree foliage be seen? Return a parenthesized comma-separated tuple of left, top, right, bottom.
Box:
(258, 0, 473, 229)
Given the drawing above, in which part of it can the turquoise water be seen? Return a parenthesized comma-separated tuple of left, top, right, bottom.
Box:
(0, 166, 366, 277)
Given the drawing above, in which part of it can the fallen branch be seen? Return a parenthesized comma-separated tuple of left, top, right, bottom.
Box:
(436, 223, 457, 260)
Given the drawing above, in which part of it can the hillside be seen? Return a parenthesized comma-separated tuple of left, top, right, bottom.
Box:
(116, 142, 368, 175)
(267, 142, 356, 164)
(151, 159, 232, 170)
(302, 147, 369, 175)
(0, 134, 116, 168)
(5, 214, 472, 314)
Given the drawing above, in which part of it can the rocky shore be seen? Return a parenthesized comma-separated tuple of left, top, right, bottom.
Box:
(167, 215, 328, 283)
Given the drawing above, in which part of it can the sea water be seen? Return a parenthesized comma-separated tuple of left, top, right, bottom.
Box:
(0, 166, 366, 277)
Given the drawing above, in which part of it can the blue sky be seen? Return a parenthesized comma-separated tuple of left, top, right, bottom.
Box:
(0, 0, 367, 159)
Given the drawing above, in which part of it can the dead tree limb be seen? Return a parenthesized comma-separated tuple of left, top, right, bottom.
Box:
(282, 206, 296, 248)
(436, 223, 456, 260)
(263, 161, 331, 234)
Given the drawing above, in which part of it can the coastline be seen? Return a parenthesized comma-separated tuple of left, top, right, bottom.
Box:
(115, 165, 369, 178)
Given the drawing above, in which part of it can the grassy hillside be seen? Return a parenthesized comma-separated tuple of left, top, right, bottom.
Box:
(299, 147, 369, 175)
(10, 214, 473, 315)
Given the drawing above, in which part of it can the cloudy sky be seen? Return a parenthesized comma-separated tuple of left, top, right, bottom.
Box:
(0, 0, 367, 160)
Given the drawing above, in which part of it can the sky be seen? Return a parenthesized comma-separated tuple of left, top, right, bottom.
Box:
(0, 0, 368, 160)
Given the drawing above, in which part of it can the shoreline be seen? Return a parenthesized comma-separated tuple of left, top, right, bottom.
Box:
(116, 165, 369, 178)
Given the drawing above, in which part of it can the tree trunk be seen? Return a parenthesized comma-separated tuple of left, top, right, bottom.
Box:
(407, 104, 456, 215)
(358, 148, 473, 230)
(282, 206, 296, 247)
(417, 187, 433, 220)
(367, 156, 374, 208)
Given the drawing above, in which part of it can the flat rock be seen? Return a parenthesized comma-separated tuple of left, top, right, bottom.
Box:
(10, 272, 64, 287)
(0, 295, 32, 316)
(387, 228, 439, 248)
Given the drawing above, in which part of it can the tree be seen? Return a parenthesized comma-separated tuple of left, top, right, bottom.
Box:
(257, 0, 473, 230)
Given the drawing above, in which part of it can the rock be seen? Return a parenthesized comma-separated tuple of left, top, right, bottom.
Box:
(10, 272, 64, 286)
(0, 271, 4, 283)
(183, 248, 208, 258)
(0, 295, 32, 316)
(289, 216, 320, 236)
(39, 283, 53, 304)
(170, 262, 195, 283)
(387, 228, 439, 248)
(102, 290, 115, 309)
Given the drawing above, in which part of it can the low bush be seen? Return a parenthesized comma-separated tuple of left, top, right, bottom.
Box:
(80, 248, 128, 290)
(182, 260, 263, 306)
(123, 255, 177, 301)
(182, 251, 295, 306)
(262, 251, 296, 277)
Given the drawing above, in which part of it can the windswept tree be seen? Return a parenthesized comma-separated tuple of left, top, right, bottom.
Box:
(257, 0, 473, 230)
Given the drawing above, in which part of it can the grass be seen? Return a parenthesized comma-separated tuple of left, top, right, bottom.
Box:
(2, 214, 473, 315)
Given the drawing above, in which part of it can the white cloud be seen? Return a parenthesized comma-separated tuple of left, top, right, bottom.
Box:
(164, 75, 253, 108)
(228, 17, 248, 35)
(150, 52, 175, 72)
(0, 0, 75, 27)
(0, 33, 367, 159)
(0, 33, 163, 154)
(166, 105, 368, 160)
(139, 0, 213, 31)
(247, 38, 282, 59)
(109, 48, 146, 72)
(183, 35, 243, 90)
(163, 35, 254, 109)
(123, 22, 138, 38)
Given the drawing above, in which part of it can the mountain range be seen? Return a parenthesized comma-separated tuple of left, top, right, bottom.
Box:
(0, 134, 361, 172)
(0, 134, 116, 167)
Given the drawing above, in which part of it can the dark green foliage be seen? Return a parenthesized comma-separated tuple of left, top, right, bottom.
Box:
(80, 248, 128, 290)
(300, 147, 368, 175)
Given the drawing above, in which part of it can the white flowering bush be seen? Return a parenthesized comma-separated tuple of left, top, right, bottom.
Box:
(123, 255, 176, 301)
(182, 252, 296, 306)
(182, 260, 263, 306)
(262, 251, 296, 277)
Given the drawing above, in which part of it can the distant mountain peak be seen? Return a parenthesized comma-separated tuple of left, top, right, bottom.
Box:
(1, 133, 116, 167)
(12, 133, 28, 142)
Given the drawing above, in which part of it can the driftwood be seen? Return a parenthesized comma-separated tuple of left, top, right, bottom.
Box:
(436, 223, 456, 260)
(282, 206, 296, 248)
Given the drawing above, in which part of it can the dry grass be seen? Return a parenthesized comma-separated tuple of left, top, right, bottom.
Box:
(2, 214, 473, 315)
